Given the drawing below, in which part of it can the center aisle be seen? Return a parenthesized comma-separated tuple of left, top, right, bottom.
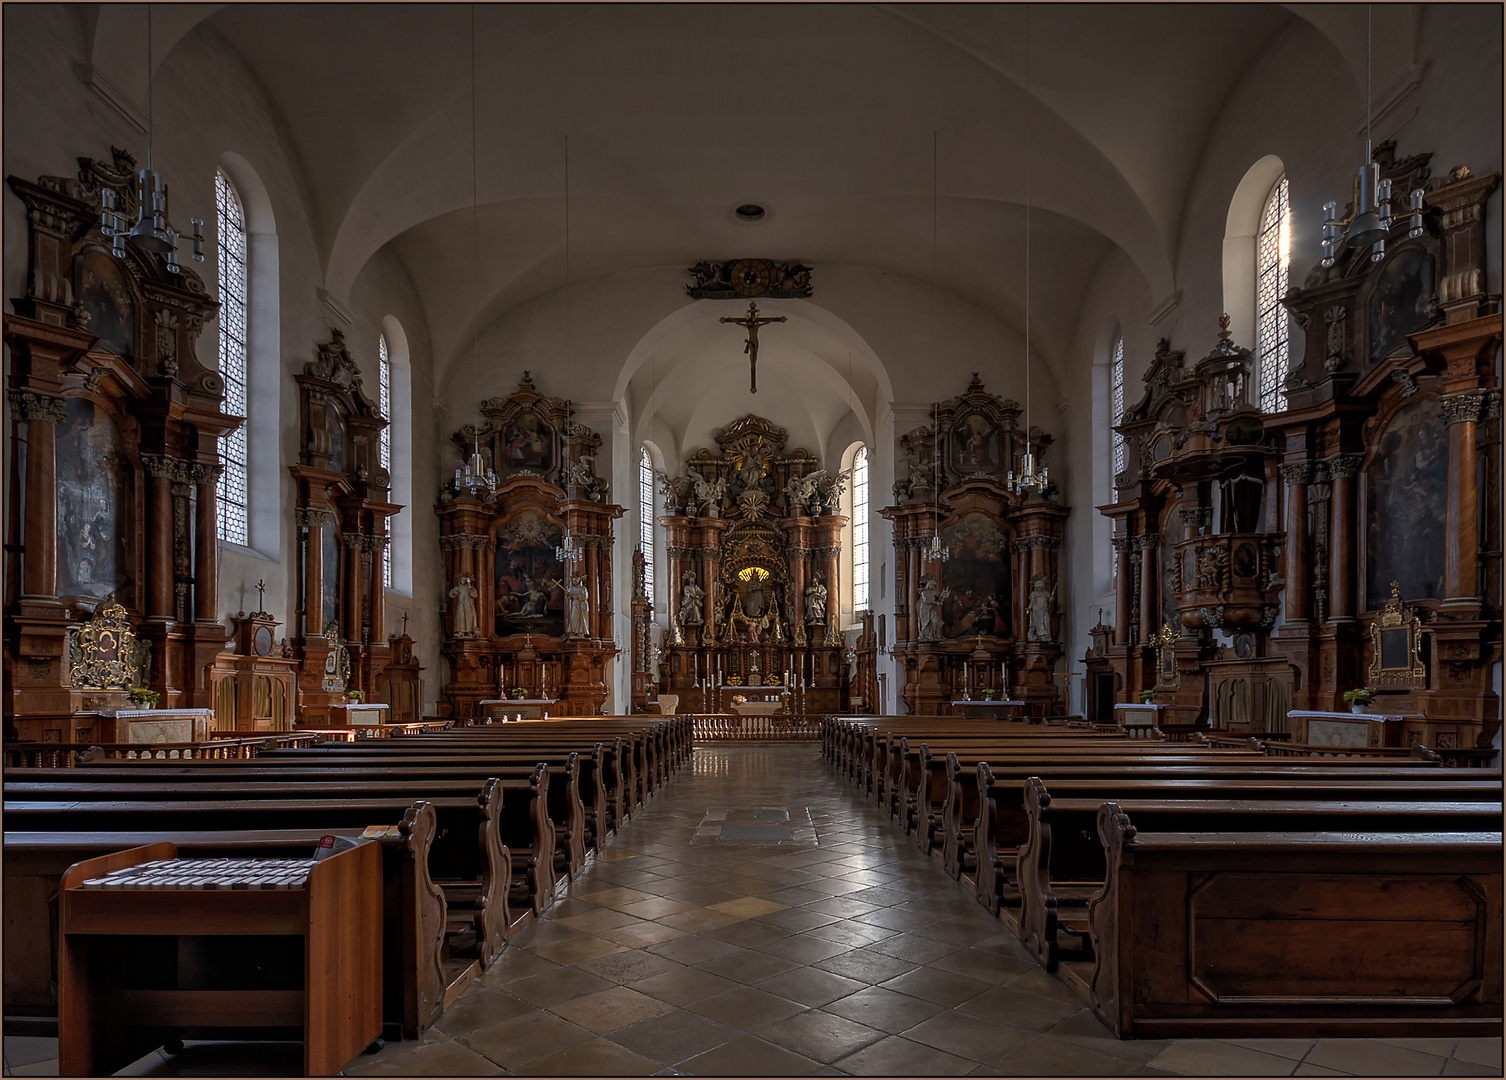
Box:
(343, 743, 1485, 1078)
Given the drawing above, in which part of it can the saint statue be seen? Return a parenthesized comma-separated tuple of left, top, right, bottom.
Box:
(804, 574, 828, 625)
(565, 573, 590, 637)
(916, 577, 948, 641)
(1027, 573, 1053, 642)
(678, 570, 705, 627)
(449, 574, 479, 637)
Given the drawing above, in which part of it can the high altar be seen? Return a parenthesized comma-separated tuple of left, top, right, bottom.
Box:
(657, 416, 848, 713)
(436, 374, 622, 718)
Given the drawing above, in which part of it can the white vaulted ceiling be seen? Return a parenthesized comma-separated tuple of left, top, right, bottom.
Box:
(118, 4, 1401, 391)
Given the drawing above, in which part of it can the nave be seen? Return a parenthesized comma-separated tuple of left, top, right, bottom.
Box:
(10, 743, 1493, 1079)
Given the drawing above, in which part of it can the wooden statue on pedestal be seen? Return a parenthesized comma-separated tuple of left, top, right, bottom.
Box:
(882, 375, 1067, 718)
(4, 150, 235, 739)
(288, 329, 400, 726)
(436, 373, 623, 717)
(656, 415, 847, 713)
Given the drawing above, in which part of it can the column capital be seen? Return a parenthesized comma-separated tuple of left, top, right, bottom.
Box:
(1324, 453, 1364, 480)
(296, 507, 336, 529)
(1280, 461, 1314, 486)
(1441, 388, 1501, 425)
(8, 389, 67, 424)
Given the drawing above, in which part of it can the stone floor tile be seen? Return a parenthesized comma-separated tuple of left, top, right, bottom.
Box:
(1453, 1038, 1504, 1068)
(752, 931, 853, 964)
(629, 965, 740, 1007)
(2, 1039, 57, 1069)
(1147, 1039, 1303, 1076)
(434, 986, 539, 1035)
(708, 895, 789, 919)
(548, 985, 673, 1035)
(1223, 1038, 1318, 1061)
(607, 1008, 741, 1064)
(900, 1009, 1035, 1063)
(683, 985, 808, 1031)
(694, 946, 802, 984)
(7, 1061, 61, 1077)
(503, 966, 615, 1008)
(879, 965, 992, 1007)
(702, 919, 796, 948)
(1291, 1064, 1351, 1077)
(1005, 963, 1097, 1004)
(645, 932, 740, 966)
(613, 897, 702, 921)
(760, 885, 834, 907)
(525, 934, 628, 967)
(954, 985, 1082, 1034)
(753, 965, 868, 1007)
(1373, 1037, 1460, 1056)
(1042, 1009, 1171, 1062)
(861, 932, 960, 964)
(812, 947, 922, 985)
(573, 948, 685, 986)
(457, 1015, 595, 1073)
(823, 985, 947, 1031)
(658, 907, 744, 933)
(1442, 1060, 1499, 1076)
(757, 906, 844, 932)
(513, 920, 588, 947)
(595, 920, 691, 948)
(992, 1037, 1146, 1077)
(556, 907, 645, 934)
(929, 944, 1035, 982)
(803, 919, 900, 947)
(511, 1036, 660, 1076)
(802, 895, 883, 919)
(673, 1034, 821, 1076)
(833, 1034, 977, 1076)
(758, 1009, 887, 1063)
(1304, 1039, 1449, 1076)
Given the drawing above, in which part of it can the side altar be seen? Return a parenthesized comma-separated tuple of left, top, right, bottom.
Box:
(882, 375, 1068, 717)
(657, 415, 848, 713)
(436, 373, 623, 718)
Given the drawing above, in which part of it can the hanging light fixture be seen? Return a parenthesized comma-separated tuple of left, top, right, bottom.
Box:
(99, 5, 204, 273)
(556, 134, 580, 566)
(455, 5, 499, 497)
(926, 133, 950, 565)
(1321, 6, 1424, 266)
(1008, 4, 1049, 497)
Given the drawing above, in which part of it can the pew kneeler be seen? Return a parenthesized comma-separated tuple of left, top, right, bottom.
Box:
(59, 841, 382, 1077)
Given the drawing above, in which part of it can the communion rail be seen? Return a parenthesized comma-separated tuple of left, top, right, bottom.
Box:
(1, 735, 302, 768)
(694, 713, 822, 740)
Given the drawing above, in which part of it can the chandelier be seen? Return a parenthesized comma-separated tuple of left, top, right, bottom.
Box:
(1007, 5, 1048, 498)
(554, 133, 579, 565)
(99, 6, 203, 274)
(454, 5, 499, 498)
(926, 140, 950, 565)
(1320, 6, 1425, 267)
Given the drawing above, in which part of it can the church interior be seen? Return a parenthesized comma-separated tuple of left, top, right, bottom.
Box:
(3, 3, 1503, 1076)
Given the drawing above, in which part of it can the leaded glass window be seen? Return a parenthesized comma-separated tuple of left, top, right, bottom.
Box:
(215, 169, 249, 545)
(639, 448, 655, 602)
(853, 445, 869, 611)
(1256, 175, 1291, 413)
(1110, 335, 1125, 501)
(379, 333, 393, 588)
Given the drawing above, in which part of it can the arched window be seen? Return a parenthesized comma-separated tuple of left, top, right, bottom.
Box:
(852, 445, 869, 611)
(378, 333, 393, 588)
(1110, 335, 1126, 501)
(638, 447, 655, 602)
(215, 169, 249, 545)
(1256, 175, 1291, 413)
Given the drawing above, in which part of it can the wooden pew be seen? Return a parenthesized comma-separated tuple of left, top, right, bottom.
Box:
(1016, 777, 1503, 970)
(971, 763, 1501, 915)
(4, 802, 450, 1042)
(1087, 804, 1503, 1038)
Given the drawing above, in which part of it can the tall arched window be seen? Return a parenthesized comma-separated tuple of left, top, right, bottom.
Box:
(378, 333, 393, 588)
(1110, 335, 1126, 501)
(638, 447, 655, 602)
(852, 445, 869, 611)
(1256, 175, 1291, 413)
(215, 169, 249, 545)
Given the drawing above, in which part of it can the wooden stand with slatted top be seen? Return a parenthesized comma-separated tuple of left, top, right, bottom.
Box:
(58, 840, 382, 1076)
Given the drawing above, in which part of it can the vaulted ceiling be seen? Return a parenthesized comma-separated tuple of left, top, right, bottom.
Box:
(83, 4, 1412, 390)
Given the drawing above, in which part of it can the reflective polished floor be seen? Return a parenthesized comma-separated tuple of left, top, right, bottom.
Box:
(6, 742, 1499, 1077)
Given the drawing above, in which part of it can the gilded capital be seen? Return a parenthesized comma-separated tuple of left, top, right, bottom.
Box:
(8, 389, 67, 424)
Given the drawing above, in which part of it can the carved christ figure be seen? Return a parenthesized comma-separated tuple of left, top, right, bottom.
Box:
(449, 574, 479, 637)
(720, 301, 786, 394)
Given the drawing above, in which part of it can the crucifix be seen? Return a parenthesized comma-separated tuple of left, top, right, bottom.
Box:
(254, 579, 267, 612)
(720, 301, 786, 394)
(400, 612, 410, 637)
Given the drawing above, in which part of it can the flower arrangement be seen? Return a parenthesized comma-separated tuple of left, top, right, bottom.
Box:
(731, 694, 748, 706)
(726, 675, 743, 686)
(345, 690, 363, 703)
(128, 688, 160, 707)
(511, 687, 528, 700)
(1342, 688, 1376, 711)
(1139, 690, 1156, 704)
(981, 689, 997, 701)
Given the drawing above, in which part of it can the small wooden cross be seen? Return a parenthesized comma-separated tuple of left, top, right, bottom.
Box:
(400, 612, 410, 637)
(255, 579, 266, 611)
(719, 301, 786, 394)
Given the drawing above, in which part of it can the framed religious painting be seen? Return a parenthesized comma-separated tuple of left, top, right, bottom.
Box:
(493, 510, 565, 637)
(949, 412, 1002, 475)
(1367, 247, 1435, 366)
(1364, 396, 1446, 609)
(939, 513, 1011, 638)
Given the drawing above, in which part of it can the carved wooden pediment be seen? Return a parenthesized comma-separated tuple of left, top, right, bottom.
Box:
(894, 375, 1051, 503)
(451, 371, 605, 495)
(295, 328, 389, 488)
